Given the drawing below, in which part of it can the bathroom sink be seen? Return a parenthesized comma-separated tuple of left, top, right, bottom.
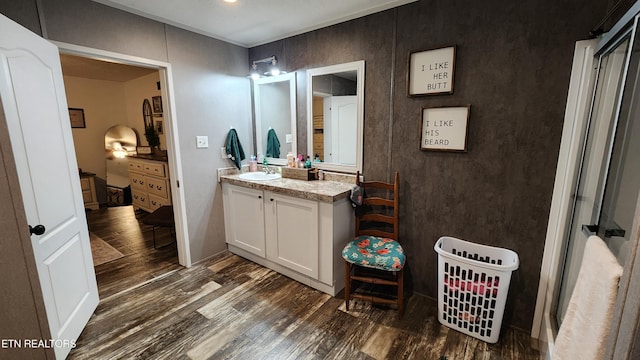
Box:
(238, 172, 281, 181)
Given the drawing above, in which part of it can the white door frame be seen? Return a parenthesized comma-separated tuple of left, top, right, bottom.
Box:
(53, 41, 192, 267)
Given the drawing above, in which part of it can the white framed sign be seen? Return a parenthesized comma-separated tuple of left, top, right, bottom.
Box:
(408, 46, 456, 96)
(420, 105, 470, 152)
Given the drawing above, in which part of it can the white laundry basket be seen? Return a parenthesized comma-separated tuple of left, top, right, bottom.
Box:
(434, 236, 519, 343)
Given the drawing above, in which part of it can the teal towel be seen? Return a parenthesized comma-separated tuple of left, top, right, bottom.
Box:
(225, 129, 245, 169)
(266, 128, 280, 158)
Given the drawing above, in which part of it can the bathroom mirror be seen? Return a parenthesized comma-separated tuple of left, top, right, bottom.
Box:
(254, 72, 297, 166)
(307, 60, 364, 174)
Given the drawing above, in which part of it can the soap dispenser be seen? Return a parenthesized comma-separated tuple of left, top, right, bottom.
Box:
(287, 152, 294, 167)
(249, 155, 257, 172)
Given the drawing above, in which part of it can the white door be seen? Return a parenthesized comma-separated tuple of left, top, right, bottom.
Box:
(324, 96, 357, 164)
(0, 14, 98, 359)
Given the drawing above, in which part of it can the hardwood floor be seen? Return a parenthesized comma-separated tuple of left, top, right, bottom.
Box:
(86, 205, 181, 298)
(70, 248, 540, 359)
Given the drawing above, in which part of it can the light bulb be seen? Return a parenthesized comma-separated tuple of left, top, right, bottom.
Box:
(113, 149, 127, 158)
(270, 67, 280, 76)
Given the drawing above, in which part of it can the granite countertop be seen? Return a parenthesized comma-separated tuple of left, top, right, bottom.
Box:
(220, 173, 354, 203)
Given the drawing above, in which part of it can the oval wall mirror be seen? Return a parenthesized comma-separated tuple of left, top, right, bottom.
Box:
(306, 60, 364, 174)
(143, 98, 153, 128)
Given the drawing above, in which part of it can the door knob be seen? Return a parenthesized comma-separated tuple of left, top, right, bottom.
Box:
(29, 224, 45, 236)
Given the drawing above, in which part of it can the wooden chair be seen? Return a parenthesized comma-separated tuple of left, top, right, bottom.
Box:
(342, 171, 404, 317)
(142, 205, 175, 249)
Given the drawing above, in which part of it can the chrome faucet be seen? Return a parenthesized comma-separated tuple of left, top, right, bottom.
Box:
(263, 165, 275, 174)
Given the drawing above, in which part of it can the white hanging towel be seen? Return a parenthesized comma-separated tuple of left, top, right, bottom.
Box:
(553, 235, 623, 360)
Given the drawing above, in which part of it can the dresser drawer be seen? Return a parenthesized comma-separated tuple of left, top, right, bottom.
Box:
(148, 194, 171, 212)
(129, 173, 147, 191)
(144, 162, 166, 177)
(313, 115, 324, 130)
(128, 160, 144, 172)
(131, 189, 148, 208)
(146, 177, 169, 198)
(80, 177, 91, 191)
(82, 190, 93, 203)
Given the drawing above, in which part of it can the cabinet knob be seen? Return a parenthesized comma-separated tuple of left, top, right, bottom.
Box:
(270, 198, 274, 202)
(258, 195, 262, 199)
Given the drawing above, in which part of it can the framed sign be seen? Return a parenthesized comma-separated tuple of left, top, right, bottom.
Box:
(420, 105, 470, 152)
(408, 46, 456, 96)
(136, 146, 152, 154)
(68, 108, 86, 128)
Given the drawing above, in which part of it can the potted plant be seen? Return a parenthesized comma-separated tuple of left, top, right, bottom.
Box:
(144, 124, 161, 155)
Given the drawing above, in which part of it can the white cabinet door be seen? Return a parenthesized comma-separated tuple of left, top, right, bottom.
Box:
(223, 183, 266, 257)
(265, 191, 318, 278)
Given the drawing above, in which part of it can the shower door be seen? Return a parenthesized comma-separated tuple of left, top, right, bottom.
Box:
(555, 10, 640, 328)
(555, 29, 638, 325)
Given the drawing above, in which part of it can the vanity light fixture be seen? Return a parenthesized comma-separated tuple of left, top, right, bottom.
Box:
(249, 55, 284, 80)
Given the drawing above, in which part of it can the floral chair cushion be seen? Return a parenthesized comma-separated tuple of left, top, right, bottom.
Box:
(342, 235, 405, 272)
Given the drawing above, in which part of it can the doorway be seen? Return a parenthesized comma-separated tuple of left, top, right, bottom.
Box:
(59, 53, 182, 297)
(55, 42, 191, 261)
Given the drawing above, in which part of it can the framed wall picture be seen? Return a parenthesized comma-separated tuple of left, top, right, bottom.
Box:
(408, 46, 456, 96)
(152, 96, 163, 113)
(420, 105, 470, 152)
(155, 120, 164, 134)
(69, 108, 86, 128)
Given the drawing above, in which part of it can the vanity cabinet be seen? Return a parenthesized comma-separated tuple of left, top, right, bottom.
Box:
(128, 157, 171, 213)
(221, 181, 353, 296)
(223, 185, 266, 257)
(265, 191, 318, 278)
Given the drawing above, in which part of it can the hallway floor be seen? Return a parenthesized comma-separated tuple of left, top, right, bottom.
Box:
(86, 205, 181, 298)
(69, 248, 540, 359)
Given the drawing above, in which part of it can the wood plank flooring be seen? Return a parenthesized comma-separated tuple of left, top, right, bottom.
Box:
(86, 205, 181, 298)
(69, 250, 540, 359)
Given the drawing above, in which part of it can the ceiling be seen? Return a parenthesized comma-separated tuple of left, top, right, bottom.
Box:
(63, 0, 417, 81)
(60, 54, 158, 82)
(93, 0, 418, 48)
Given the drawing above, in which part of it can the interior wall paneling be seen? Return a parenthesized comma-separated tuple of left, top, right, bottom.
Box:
(250, 0, 608, 331)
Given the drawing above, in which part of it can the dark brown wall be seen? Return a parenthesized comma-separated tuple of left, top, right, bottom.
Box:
(250, 0, 607, 330)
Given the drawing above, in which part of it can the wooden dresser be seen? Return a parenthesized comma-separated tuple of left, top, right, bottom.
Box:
(128, 157, 171, 213)
(80, 172, 99, 210)
(312, 96, 324, 160)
